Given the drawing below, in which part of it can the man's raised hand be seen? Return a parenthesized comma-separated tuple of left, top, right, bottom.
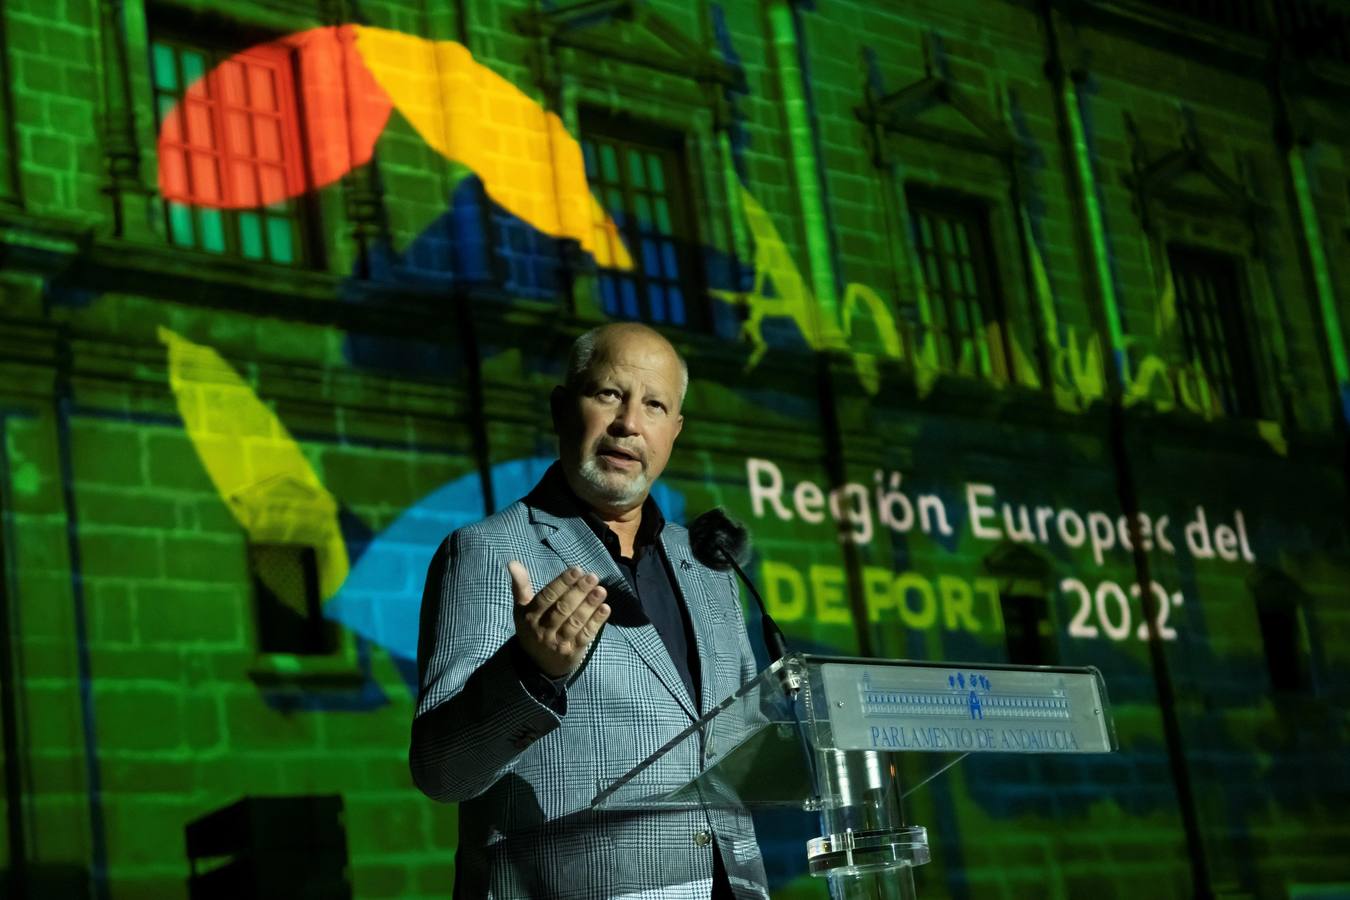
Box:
(507, 561, 611, 678)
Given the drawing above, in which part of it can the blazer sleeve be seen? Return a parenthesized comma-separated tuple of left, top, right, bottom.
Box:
(409, 527, 564, 803)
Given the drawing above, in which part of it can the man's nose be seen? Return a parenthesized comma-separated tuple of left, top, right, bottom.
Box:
(609, 400, 640, 434)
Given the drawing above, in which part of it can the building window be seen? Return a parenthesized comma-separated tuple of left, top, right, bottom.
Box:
(907, 188, 1011, 378)
(248, 543, 335, 656)
(494, 212, 564, 300)
(150, 36, 314, 266)
(1167, 244, 1260, 417)
(581, 113, 703, 328)
(1256, 597, 1311, 693)
(1000, 592, 1057, 666)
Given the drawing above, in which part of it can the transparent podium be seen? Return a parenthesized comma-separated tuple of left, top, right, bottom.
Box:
(592, 654, 1116, 899)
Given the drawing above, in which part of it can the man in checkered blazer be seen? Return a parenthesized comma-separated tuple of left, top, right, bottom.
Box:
(410, 323, 769, 898)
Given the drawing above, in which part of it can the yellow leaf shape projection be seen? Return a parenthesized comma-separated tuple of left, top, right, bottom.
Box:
(1060, 327, 1106, 408)
(1017, 341, 1041, 389)
(1154, 252, 1178, 338)
(1019, 207, 1060, 347)
(841, 282, 904, 395)
(157, 327, 349, 600)
(1124, 353, 1176, 412)
(710, 185, 847, 373)
(1257, 419, 1288, 456)
(353, 27, 632, 270)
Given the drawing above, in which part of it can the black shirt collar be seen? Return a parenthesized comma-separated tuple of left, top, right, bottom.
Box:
(529, 462, 665, 559)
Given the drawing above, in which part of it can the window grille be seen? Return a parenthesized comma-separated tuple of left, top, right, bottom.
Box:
(248, 543, 335, 656)
(1167, 244, 1260, 417)
(907, 189, 1010, 378)
(151, 37, 315, 266)
(582, 114, 704, 328)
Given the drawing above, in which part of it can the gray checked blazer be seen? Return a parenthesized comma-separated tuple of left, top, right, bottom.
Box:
(410, 466, 769, 899)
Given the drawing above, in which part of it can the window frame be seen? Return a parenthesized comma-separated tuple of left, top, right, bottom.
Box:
(1252, 571, 1316, 696)
(1166, 242, 1262, 418)
(579, 109, 708, 330)
(243, 534, 360, 686)
(1257, 601, 1310, 693)
(247, 542, 338, 658)
(905, 186, 1013, 380)
(149, 31, 323, 269)
(999, 591, 1059, 667)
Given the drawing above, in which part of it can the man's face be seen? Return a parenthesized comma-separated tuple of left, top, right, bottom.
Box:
(555, 332, 684, 512)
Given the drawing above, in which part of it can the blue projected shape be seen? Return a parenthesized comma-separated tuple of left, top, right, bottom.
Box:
(324, 456, 687, 664)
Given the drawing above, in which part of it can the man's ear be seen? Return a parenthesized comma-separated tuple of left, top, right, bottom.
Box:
(674, 413, 684, 439)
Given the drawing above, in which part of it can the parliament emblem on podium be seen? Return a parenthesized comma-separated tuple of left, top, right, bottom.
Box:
(834, 663, 1099, 754)
(949, 672, 992, 720)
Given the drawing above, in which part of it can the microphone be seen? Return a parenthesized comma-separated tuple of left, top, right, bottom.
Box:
(688, 507, 792, 668)
(690, 508, 813, 799)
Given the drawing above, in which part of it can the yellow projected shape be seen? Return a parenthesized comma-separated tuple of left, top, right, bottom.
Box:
(711, 186, 845, 368)
(353, 26, 632, 270)
(840, 282, 901, 395)
(158, 327, 349, 600)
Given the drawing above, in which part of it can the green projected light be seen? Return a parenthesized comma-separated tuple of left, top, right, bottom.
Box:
(768, 1, 840, 342)
(2, 4, 1346, 900)
(1063, 78, 1128, 389)
(1288, 146, 1350, 420)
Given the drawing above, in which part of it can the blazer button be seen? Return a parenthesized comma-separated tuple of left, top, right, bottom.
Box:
(693, 829, 712, 847)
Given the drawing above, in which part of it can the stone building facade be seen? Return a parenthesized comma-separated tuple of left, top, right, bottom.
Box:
(0, 0, 1347, 897)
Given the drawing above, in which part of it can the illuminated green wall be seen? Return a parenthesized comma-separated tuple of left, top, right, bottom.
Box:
(0, 1, 1347, 898)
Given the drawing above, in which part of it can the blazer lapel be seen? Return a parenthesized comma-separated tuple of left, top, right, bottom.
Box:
(530, 503, 699, 721)
(661, 528, 719, 718)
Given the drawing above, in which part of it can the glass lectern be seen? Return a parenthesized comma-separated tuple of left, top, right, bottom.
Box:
(593, 653, 1116, 899)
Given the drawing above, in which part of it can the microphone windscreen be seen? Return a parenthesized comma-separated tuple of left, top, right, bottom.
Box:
(688, 507, 751, 572)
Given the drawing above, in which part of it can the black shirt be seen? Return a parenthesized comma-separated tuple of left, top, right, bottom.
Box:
(577, 493, 702, 711)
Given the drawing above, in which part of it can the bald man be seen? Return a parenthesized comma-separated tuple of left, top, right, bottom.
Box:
(411, 324, 768, 899)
